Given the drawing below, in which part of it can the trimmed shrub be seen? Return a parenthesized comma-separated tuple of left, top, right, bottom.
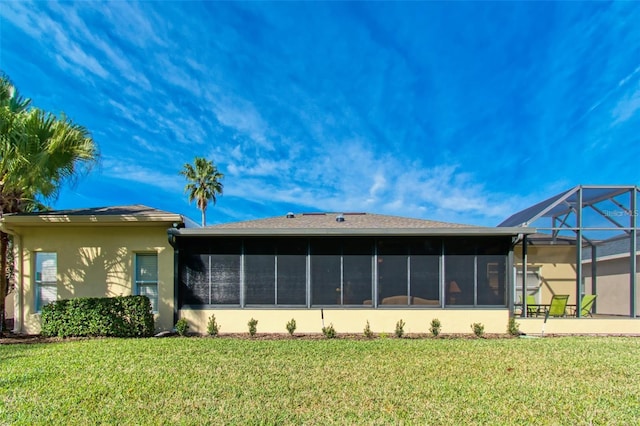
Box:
(363, 320, 374, 338)
(471, 322, 485, 338)
(286, 318, 297, 336)
(507, 317, 520, 336)
(395, 319, 406, 338)
(175, 318, 189, 336)
(41, 295, 154, 338)
(248, 318, 258, 336)
(207, 314, 220, 336)
(322, 323, 337, 338)
(429, 318, 441, 337)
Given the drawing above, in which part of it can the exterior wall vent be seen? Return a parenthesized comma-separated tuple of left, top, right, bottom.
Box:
(286, 212, 295, 219)
(336, 214, 345, 222)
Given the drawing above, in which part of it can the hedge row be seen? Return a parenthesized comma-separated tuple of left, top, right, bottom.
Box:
(41, 295, 155, 337)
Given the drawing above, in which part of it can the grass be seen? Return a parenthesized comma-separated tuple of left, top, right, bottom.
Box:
(1, 337, 639, 425)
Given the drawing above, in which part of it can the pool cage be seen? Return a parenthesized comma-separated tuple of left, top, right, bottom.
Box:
(500, 185, 638, 318)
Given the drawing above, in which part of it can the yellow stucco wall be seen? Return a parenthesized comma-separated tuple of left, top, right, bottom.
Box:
(515, 245, 579, 304)
(13, 225, 175, 334)
(517, 318, 640, 335)
(179, 308, 509, 335)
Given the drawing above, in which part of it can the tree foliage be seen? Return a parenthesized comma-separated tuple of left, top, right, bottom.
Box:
(0, 73, 98, 333)
(180, 157, 224, 226)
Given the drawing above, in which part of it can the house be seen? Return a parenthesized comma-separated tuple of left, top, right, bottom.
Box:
(3, 186, 639, 336)
(1, 206, 184, 333)
(3, 208, 531, 335)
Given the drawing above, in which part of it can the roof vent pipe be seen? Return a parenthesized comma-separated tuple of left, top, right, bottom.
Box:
(336, 214, 345, 222)
(286, 212, 295, 218)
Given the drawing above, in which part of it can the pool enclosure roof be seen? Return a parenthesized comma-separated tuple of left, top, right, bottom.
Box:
(499, 185, 638, 242)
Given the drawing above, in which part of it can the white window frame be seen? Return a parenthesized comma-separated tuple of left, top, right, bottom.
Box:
(515, 265, 542, 304)
(135, 253, 159, 313)
(35, 252, 57, 312)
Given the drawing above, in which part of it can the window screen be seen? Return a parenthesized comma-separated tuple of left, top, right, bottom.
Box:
(35, 252, 57, 311)
(244, 239, 276, 305)
(276, 239, 306, 305)
(136, 253, 158, 312)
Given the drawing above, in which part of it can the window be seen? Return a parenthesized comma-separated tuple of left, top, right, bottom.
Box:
(515, 265, 542, 303)
(136, 253, 158, 312)
(35, 252, 57, 311)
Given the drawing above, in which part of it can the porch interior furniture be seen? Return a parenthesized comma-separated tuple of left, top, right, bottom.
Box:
(547, 294, 570, 318)
(571, 294, 597, 317)
(362, 295, 440, 305)
(525, 295, 541, 317)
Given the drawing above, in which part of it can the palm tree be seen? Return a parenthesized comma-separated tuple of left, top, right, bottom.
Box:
(180, 157, 224, 226)
(0, 74, 98, 334)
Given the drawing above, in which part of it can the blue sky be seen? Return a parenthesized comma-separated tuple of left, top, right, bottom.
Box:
(1, 1, 639, 226)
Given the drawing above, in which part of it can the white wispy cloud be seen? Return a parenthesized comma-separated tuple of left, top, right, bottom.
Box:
(611, 84, 640, 126)
(102, 159, 183, 193)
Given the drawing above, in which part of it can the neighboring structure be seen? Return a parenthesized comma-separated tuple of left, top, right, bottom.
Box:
(1, 206, 184, 333)
(583, 233, 640, 316)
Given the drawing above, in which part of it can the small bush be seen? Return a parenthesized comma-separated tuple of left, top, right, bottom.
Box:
(363, 320, 374, 338)
(322, 323, 337, 338)
(395, 319, 405, 338)
(175, 318, 189, 336)
(507, 317, 520, 336)
(429, 318, 441, 337)
(207, 314, 220, 337)
(248, 318, 258, 336)
(41, 295, 154, 338)
(286, 318, 297, 336)
(471, 322, 485, 338)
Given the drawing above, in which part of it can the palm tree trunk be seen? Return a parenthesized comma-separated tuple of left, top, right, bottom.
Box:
(0, 231, 8, 336)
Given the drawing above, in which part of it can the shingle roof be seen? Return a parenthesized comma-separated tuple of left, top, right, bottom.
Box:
(171, 212, 533, 237)
(583, 232, 640, 260)
(14, 204, 178, 217)
(2, 204, 183, 227)
(210, 212, 474, 230)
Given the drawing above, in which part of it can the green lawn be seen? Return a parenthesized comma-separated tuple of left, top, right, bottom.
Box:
(1, 336, 639, 425)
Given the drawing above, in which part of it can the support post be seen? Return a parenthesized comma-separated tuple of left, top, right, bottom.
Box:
(522, 235, 528, 318)
(631, 188, 637, 318)
(507, 244, 515, 314)
(591, 244, 597, 313)
(576, 188, 583, 318)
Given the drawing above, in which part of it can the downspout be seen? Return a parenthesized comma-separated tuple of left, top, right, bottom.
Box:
(167, 228, 180, 326)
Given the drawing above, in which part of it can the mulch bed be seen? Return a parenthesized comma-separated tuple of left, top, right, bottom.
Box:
(1, 332, 637, 345)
